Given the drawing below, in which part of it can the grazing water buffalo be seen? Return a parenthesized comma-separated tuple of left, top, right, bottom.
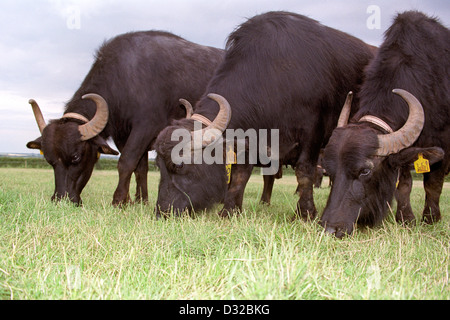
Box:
(154, 11, 375, 218)
(320, 11, 449, 238)
(27, 31, 224, 205)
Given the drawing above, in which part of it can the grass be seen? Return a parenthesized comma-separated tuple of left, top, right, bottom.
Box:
(0, 168, 448, 300)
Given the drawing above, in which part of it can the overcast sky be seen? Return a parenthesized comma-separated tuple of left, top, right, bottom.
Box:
(1, 0, 448, 154)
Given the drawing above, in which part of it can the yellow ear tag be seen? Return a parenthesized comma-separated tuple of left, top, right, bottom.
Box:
(226, 164, 232, 184)
(40, 150, 44, 155)
(226, 146, 237, 184)
(97, 152, 101, 160)
(226, 146, 237, 165)
(414, 153, 430, 174)
(395, 170, 400, 188)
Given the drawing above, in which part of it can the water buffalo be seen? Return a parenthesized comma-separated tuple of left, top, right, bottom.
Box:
(320, 11, 449, 238)
(27, 31, 224, 205)
(154, 11, 375, 218)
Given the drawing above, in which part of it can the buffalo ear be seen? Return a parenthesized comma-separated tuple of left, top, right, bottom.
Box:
(388, 147, 444, 170)
(27, 137, 42, 150)
(91, 135, 119, 155)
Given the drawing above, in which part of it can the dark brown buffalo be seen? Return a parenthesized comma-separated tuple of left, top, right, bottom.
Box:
(154, 11, 375, 218)
(320, 11, 449, 238)
(27, 31, 224, 205)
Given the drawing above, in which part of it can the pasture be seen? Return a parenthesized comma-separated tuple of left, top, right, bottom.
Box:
(0, 167, 448, 300)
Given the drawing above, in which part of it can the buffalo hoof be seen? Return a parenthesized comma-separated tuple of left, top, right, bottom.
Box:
(293, 208, 317, 222)
(218, 209, 232, 218)
(218, 207, 241, 218)
(112, 200, 133, 208)
(112, 191, 132, 207)
(396, 216, 416, 227)
(323, 226, 349, 239)
(134, 197, 149, 205)
(112, 197, 132, 208)
(395, 209, 416, 226)
(422, 213, 441, 225)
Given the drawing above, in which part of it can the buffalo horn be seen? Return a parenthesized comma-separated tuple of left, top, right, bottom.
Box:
(337, 91, 353, 128)
(78, 94, 109, 141)
(193, 93, 232, 148)
(376, 89, 425, 156)
(29, 99, 47, 134)
(179, 99, 194, 119)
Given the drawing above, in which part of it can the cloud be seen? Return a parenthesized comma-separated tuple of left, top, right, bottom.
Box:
(0, 0, 448, 153)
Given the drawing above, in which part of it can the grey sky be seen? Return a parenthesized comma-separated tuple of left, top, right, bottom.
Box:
(0, 0, 448, 153)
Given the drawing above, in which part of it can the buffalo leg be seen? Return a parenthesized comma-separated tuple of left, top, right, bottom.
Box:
(294, 162, 317, 221)
(113, 156, 133, 206)
(134, 151, 149, 204)
(260, 174, 275, 205)
(260, 164, 283, 204)
(395, 168, 415, 224)
(113, 131, 151, 207)
(218, 163, 253, 218)
(314, 166, 324, 188)
(422, 166, 445, 224)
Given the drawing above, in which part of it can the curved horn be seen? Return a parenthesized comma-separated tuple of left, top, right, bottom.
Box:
(337, 91, 353, 128)
(376, 89, 425, 156)
(179, 99, 194, 118)
(29, 99, 47, 134)
(198, 93, 232, 148)
(78, 93, 109, 141)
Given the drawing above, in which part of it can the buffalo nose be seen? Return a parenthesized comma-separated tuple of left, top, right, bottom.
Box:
(154, 206, 164, 220)
(325, 226, 337, 235)
(51, 192, 82, 206)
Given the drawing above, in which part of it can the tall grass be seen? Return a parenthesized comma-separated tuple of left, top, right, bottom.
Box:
(0, 168, 448, 300)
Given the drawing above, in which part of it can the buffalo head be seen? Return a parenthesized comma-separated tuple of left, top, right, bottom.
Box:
(26, 94, 118, 205)
(154, 93, 231, 217)
(320, 89, 444, 238)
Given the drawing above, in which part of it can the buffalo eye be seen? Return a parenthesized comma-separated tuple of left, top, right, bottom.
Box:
(71, 154, 82, 165)
(174, 162, 184, 170)
(359, 168, 371, 178)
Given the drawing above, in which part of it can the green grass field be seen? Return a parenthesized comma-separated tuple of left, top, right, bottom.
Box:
(0, 168, 448, 300)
